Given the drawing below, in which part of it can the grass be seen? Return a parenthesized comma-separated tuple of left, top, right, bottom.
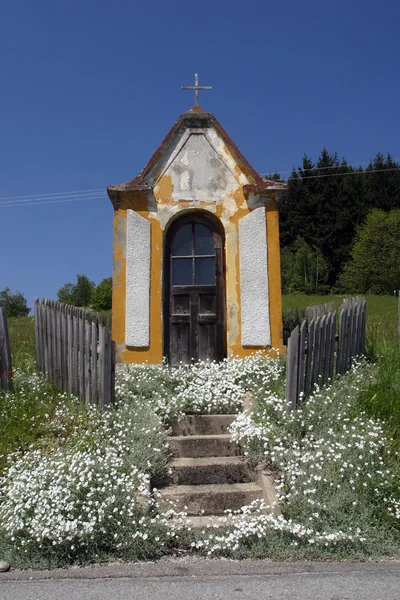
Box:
(6, 317, 36, 364)
(283, 293, 399, 348)
(0, 318, 85, 472)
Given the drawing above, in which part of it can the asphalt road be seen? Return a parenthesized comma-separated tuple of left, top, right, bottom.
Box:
(0, 557, 399, 600)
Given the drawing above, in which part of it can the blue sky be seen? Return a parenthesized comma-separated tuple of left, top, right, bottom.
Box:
(1, 0, 399, 312)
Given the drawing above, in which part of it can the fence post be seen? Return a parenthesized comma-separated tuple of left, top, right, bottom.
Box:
(297, 320, 307, 402)
(0, 303, 13, 392)
(34, 297, 41, 372)
(286, 325, 299, 412)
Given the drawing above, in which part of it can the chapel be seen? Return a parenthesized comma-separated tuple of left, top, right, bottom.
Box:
(107, 80, 286, 365)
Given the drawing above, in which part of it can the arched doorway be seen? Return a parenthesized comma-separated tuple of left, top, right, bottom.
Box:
(163, 212, 225, 365)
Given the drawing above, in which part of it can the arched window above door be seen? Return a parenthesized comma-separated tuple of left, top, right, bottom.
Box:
(171, 222, 216, 286)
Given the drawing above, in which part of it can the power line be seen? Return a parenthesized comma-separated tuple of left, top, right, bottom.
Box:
(0, 195, 106, 209)
(1, 166, 400, 209)
(0, 192, 106, 206)
(266, 157, 400, 177)
(287, 166, 400, 181)
(0, 187, 105, 202)
(266, 161, 370, 176)
(1, 158, 396, 204)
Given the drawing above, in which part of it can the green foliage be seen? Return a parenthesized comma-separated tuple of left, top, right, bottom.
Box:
(278, 149, 400, 288)
(91, 277, 112, 311)
(358, 347, 400, 448)
(56, 282, 75, 304)
(338, 209, 400, 294)
(0, 288, 30, 317)
(281, 237, 329, 294)
(57, 274, 96, 308)
(0, 361, 89, 472)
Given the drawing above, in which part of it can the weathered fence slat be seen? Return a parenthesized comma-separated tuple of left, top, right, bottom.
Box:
(51, 303, 57, 381)
(79, 312, 85, 400)
(286, 324, 299, 411)
(323, 312, 332, 384)
(0, 303, 13, 392)
(91, 322, 98, 405)
(98, 324, 105, 410)
(319, 315, 327, 386)
(72, 316, 79, 395)
(328, 311, 336, 381)
(103, 327, 112, 407)
(67, 314, 74, 394)
(84, 320, 91, 405)
(297, 319, 307, 401)
(336, 308, 346, 375)
(304, 318, 315, 398)
(310, 317, 320, 390)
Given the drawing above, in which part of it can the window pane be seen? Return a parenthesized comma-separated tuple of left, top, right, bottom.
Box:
(194, 224, 215, 255)
(173, 224, 192, 256)
(172, 258, 193, 285)
(195, 257, 215, 285)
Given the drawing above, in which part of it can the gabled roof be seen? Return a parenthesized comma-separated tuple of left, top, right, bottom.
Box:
(107, 107, 287, 207)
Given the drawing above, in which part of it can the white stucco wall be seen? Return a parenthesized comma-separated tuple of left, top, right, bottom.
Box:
(239, 207, 271, 346)
(125, 210, 151, 347)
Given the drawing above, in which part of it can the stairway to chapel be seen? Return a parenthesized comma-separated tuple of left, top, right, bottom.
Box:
(158, 415, 276, 520)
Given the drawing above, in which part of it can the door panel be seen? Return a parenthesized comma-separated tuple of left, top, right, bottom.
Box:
(164, 214, 225, 366)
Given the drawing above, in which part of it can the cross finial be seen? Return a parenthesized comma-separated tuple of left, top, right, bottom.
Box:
(181, 73, 212, 107)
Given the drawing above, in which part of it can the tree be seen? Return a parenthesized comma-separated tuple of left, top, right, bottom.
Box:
(338, 209, 400, 294)
(365, 153, 400, 212)
(278, 149, 367, 287)
(91, 277, 112, 311)
(72, 274, 96, 307)
(57, 274, 96, 307)
(57, 282, 75, 305)
(280, 237, 329, 294)
(0, 288, 30, 317)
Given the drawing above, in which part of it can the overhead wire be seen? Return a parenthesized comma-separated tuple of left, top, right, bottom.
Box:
(0, 187, 105, 202)
(0, 195, 107, 209)
(287, 166, 400, 181)
(1, 165, 400, 209)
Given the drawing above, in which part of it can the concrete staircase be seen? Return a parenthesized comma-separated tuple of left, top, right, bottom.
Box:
(158, 415, 267, 516)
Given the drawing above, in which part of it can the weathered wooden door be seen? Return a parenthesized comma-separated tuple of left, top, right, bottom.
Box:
(164, 213, 225, 365)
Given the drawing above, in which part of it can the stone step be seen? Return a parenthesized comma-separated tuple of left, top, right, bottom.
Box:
(181, 514, 261, 529)
(167, 456, 255, 486)
(169, 434, 240, 458)
(170, 414, 237, 436)
(158, 482, 263, 515)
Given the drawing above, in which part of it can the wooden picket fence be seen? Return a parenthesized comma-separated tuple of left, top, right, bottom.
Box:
(286, 297, 366, 411)
(34, 298, 115, 408)
(283, 301, 337, 344)
(0, 303, 13, 392)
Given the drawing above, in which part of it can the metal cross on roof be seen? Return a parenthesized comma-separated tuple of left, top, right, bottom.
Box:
(181, 73, 212, 107)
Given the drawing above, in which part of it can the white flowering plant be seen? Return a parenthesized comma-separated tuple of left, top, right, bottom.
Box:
(0, 365, 180, 567)
(115, 353, 285, 418)
(214, 360, 400, 558)
(1, 352, 399, 566)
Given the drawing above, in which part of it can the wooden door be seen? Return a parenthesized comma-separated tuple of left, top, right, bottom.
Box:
(164, 213, 225, 366)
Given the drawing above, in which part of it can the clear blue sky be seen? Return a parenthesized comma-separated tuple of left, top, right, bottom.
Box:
(1, 0, 399, 313)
